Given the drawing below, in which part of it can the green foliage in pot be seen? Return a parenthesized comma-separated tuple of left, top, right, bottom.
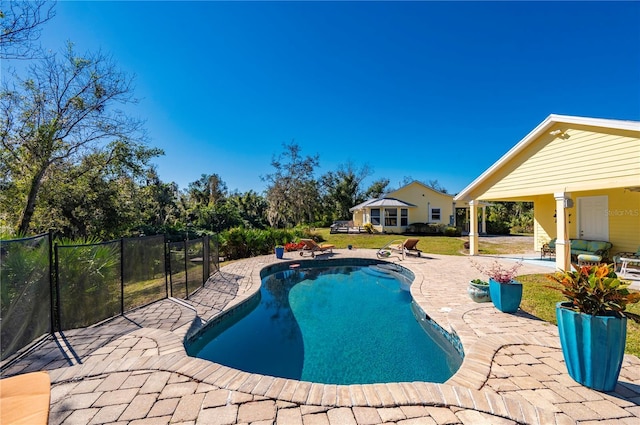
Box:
(547, 263, 640, 323)
(470, 279, 488, 285)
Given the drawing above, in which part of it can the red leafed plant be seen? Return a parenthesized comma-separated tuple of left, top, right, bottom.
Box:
(547, 263, 640, 323)
(285, 242, 305, 252)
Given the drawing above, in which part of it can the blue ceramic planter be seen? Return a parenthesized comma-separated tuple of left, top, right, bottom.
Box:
(488, 279, 522, 313)
(556, 302, 627, 391)
(275, 247, 284, 259)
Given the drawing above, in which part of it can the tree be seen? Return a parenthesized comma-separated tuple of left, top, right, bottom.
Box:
(229, 190, 268, 229)
(484, 201, 533, 235)
(182, 173, 250, 232)
(32, 139, 163, 239)
(320, 162, 372, 221)
(0, 0, 56, 59)
(187, 173, 227, 206)
(363, 178, 390, 199)
(136, 169, 182, 231)
(263, 142, 320, 228)
(1, 43, 147, 234)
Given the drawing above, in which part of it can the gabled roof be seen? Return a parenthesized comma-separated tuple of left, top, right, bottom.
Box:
(390, 180, 453, 198)
(454, 114, 640, 201)
(349, 197, 416, 212)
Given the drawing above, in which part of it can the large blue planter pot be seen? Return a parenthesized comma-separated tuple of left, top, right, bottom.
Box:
(489, 279, 522, 313)
(556, 302, 627, 391)
(275, 247, 284, 259)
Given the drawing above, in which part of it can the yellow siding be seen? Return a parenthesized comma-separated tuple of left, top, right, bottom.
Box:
(352, 210, 364, 226)
(478, 125, 640, 200)
(533, 195, 556, 252)
(601, 188, 640, 254)
(389, 182, 455, 224)
(533, 189, 640, 254)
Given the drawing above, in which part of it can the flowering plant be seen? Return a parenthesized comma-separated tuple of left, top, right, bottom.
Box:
(547, 263, 640, 322)
(472, 260, 523, 284)
(284, 242, 305, 252)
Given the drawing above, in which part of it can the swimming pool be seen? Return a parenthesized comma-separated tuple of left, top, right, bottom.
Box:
(187, 259, 463, 385)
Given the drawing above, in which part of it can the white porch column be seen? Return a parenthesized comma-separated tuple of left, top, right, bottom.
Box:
(381, 208, 385, 233)
(554, 192, 572, 271)
(465, 208, 470, 233)
(469, 200, 479, 255)
(481, 205, 487, 234)
(452, 202, 457, 227)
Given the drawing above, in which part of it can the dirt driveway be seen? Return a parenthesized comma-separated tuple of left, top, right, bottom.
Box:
(476, 234, 537, 255)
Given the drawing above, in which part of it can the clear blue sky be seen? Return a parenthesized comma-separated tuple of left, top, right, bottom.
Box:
(36, 1, 640, 195)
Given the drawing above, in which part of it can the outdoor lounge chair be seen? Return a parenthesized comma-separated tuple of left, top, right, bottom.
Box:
(377, 238, 422, 259)
(299, 239, 335, 258)
(0, 371, 50, 425)
(614, 246, 640, 279)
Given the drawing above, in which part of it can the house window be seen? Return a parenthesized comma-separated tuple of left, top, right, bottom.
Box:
(371, 208, 380, 225)
(431, 208, 441, 222)
(401, 209, 408, 226)
(385, 208, 397, 226)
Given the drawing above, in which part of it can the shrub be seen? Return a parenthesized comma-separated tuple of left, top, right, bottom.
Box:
(405, 223, 447, 235)
(220, 227, 308, 259)
(444, 226, 460, 237)
(486, 220, 510, 235)
(363, 223, 375, 234)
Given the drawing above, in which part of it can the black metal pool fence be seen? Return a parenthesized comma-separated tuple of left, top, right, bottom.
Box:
(0, 232, 219, 362)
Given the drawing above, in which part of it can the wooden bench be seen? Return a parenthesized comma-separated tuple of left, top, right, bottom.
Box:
(0, 371, 50, 425)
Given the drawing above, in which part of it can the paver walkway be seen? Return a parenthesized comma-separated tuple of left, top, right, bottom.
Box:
(2, 249, 639, 425)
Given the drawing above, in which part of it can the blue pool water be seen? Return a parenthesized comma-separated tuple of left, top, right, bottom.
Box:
(187, 263, 462, 384)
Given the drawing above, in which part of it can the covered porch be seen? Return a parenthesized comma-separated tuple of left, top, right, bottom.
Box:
(454, 114, 640, 271)
(349, 197, 416, 233)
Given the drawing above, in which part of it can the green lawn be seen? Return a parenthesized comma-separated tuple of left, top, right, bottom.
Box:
(316, 228, 535, 256)
(316, 230, 467, 255)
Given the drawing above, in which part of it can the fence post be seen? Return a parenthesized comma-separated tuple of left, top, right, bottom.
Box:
(164, 235, 169, 298)
(214, 233, 219, 272)
(184, 239, 189, 299)
(120, 238, 125, 315)
(48, 231, 55, 334)
(54, 243, 62, 331)
(203, 235, 208, 286)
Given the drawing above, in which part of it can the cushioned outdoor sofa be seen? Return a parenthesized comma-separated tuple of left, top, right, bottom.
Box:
(541, 238, 612, 262)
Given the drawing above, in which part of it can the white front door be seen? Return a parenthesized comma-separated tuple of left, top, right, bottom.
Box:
(577, 196, 609, 241)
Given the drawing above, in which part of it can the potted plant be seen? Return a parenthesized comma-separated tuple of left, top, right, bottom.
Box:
(473, 260, 523, 313)
(274, 245, 285, 259)
(468, 278, 491, 303)
(547, 263, 640, 391)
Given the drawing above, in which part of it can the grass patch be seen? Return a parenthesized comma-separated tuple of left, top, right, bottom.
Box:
(316, 229, 466, 255)
(519, 273, 640, 357)
(317, 228, 530, 256)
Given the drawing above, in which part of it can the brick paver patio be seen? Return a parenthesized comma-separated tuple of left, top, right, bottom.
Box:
(2, 249, 639, 424)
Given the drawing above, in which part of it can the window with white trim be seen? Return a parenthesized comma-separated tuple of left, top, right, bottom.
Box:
(385, 208, 397, 226)
(371, 208, 380, 225)
(430, 208, 441, 222)
(401, 209, 408, 226)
